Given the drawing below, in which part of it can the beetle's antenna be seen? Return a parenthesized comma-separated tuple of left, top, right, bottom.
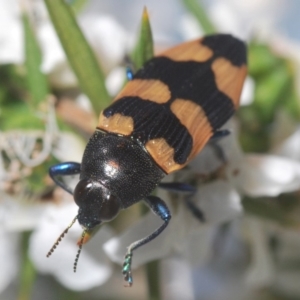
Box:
(46, 215, 77, 257)
(73, 229, 86, 272)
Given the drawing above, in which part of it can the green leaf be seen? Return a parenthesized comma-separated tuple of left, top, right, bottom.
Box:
(23, 13, 49, 107)
(253, 63, 291, 123)
(0, 64, 38, 131)
(0, 102, 44, 130)
(248, 42, 282, 76)
(182, 0, 216, 35)
(0, 64, 27, 106)
(18, 232, 36, 300)
(239, 40, 300, 152)
(131, 7, 154, 70)
(248, 41, 300, 124)
(44, 0, 110, 115)
(283, 78, 300, 120)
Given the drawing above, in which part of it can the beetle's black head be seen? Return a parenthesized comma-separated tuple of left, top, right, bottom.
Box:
(74, 178, 121, 229)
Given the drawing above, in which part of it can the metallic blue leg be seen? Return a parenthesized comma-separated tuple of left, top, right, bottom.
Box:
(49, 162, 81, 195)
(123, 54, 135, 81)
(122, 195, 171, 286)
(126, 66, 134, 81)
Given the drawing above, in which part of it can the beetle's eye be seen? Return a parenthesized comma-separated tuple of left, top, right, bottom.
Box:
(99, 194, 120, 221)
(74, 179, 93, 206)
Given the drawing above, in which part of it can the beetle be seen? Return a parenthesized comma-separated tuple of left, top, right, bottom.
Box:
(47, 34, 247, 286)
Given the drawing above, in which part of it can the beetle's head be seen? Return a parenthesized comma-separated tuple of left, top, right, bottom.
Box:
(74, 178, 121, 229)
(47, 178, 121, 271)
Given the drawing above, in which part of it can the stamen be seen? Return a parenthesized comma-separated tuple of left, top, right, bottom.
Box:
(46, 215, 77, 257)
(73, 230, 86, 272)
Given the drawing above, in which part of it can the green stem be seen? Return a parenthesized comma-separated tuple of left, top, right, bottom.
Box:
(18, 232, 36, 300)
(139, 202, 161, 299)
(58, 285, 80, 300)
(146, 260, 160, 300)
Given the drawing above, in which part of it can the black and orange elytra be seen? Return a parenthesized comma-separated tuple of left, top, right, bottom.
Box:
(48, 34, 247, 286)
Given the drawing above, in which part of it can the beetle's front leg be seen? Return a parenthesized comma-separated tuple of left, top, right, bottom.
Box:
(122, 195, 171, 287)
(49, 162, 81, 195)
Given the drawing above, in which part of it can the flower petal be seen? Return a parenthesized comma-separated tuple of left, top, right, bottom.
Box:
(0, 193, 46, 231)
(233, 155, 300, 197)
(79, 15, 129, 73)
(273, 126, 300, 161)
(194, 180, 242, 224)
(0, 0, 23, 64)
(244, 217, 274, 288)
(29, 202, 113, 291)
(240, 76, 255, 106)
(52, 132, 85, 163)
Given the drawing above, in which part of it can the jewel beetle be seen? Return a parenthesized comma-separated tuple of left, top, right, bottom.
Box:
(47, 34, 247, 286)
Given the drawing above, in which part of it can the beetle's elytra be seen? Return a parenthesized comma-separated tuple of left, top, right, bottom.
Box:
(48, 34, 247, 286)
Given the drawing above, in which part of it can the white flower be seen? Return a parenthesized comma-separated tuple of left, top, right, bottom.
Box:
(29, 200, 114, 291)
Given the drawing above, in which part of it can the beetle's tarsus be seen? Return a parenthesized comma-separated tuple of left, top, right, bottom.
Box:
(122, 253, 133, 287)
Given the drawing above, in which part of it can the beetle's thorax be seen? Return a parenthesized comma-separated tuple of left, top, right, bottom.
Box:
(79, 130, 165, 209)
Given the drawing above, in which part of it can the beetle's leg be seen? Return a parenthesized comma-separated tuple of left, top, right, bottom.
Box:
(210, 129, 230, 141)
(209, 142, 227, 164)
(184, 196, 205, 222)
(208, 130, 231, 164)
(126, 66, 134, 81)
(123, 55, 135, 81)
(49, 162, 81, 195)
(122, 195, 171, 287)
(159, 182, 205, 222)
